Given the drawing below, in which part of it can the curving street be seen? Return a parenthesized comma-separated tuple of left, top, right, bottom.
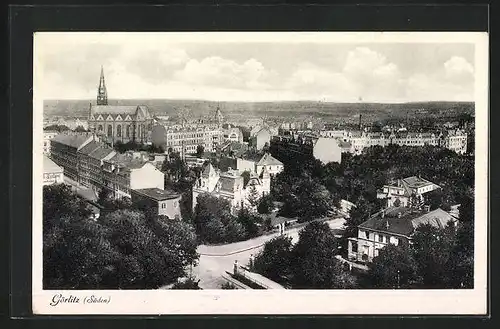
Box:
(191, 217, 346, 289)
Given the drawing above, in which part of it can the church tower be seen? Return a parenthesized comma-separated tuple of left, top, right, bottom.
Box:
(97, 66, 108, 105)
(215, 103, 224, 125)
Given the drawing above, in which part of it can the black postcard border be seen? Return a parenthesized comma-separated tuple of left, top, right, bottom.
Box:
(6, 2, 492, 325)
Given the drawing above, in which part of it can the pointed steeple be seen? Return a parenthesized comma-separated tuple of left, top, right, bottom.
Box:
(97, 65, 108, 105)
(215, 103, 223, 125)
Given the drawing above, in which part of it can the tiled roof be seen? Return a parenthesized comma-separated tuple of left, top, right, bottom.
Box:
(133, 188, 180, 201)
(89, 146, 115, 160)
(78, 141, 101, 155)
(51, 134, 92, 149)
(43, 155, 63, 174)
(402, 176, 434, 188)
(359, 207, 456, 237)
(91, 105, 139, 115)
(257, 153, 283, 166)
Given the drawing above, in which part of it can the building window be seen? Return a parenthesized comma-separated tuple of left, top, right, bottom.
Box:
(351, 241, 358, 253)
(126, 125, 130, 138)
(161, 203, 166, 209)
(117, 125, 122, 137)
(107, 125, 113, 137)
(378, 234, 384, 242)
(98, 124, 103, 132)
(374, 249, 380, 257)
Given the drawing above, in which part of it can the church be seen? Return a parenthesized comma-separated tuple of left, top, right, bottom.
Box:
(88, 66, 153, 145)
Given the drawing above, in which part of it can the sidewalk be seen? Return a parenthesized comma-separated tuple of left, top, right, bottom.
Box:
(197, 217, 346, 256)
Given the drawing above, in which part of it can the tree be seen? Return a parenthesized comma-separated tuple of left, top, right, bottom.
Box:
(196, 144, 205, 158)
(43, 184, 91, 234)
(193, 193, 245, 243)
(411, 223, 456, 288)
(43, 187, 199, 290)
(241, 170, 251, 187)
(74, 125, 87, 132)
(252, 235, 293, 285)
(344, 196, 372, 239)
(236, 207, 262, 239)
(257, 194, 274, 214)
(366, 244, 419, 288)
(162, 152, 188, 181)
(246, 184, 260, 209)
(291, 221, 355, 289)
(279, 178, 333, 221)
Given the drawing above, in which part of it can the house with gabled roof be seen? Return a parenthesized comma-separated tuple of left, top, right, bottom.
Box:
(377, 176, 441, 208)
(192, 162, 271, 214)
(348, 206, 458, 262)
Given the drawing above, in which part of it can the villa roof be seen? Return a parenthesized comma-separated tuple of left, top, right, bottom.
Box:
(132, 188, 180, 201)
(359, 206, 457, 237)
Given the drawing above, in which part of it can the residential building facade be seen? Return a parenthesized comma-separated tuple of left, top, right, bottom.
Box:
(50, 133, 94, 182)
(377, 176, 441, 208)
(151, 123, 223, 154)
(192, 164, 271, 213)
(43, 131, 59, 154)
(347, 206, 458, 262)
(131, 188, 182, 219)
(43, 155, 64, 186)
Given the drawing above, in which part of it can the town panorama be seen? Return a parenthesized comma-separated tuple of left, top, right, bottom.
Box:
(43, 48, 475, 291)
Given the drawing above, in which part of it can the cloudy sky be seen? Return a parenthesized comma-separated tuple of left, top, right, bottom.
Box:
(36, 33, 475, 103)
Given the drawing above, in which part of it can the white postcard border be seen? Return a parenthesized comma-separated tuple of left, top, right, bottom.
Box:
(32, 32, 489, 315)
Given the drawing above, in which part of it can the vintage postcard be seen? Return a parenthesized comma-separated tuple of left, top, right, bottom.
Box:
(33, 32, 488, 315)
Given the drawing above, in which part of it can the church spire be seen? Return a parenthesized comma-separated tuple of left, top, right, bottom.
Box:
(97, 65, 108, 105)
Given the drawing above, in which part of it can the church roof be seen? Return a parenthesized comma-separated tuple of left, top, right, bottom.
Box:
(92, 105, 139, 115)
(257, 153, 283, 166)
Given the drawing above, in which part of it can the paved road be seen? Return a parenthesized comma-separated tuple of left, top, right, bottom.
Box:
(191, 217, 346, 289)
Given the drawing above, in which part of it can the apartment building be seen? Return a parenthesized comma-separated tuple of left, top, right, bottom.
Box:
(270, 134, 343, 165)
(43, 131, 59, 155)
(50, 133, 94, 182)
(43, 155, 64, 186)
(151, 123, 223, 154)
(101, 153, 165, 200)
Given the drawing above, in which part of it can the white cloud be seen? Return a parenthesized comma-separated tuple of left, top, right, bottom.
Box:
(38, 39, 475, 102)
(173, 57, 276, 90)
(444, 56, 474, 81)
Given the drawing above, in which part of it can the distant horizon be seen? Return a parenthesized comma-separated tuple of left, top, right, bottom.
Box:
(44, 98, 475, 105)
